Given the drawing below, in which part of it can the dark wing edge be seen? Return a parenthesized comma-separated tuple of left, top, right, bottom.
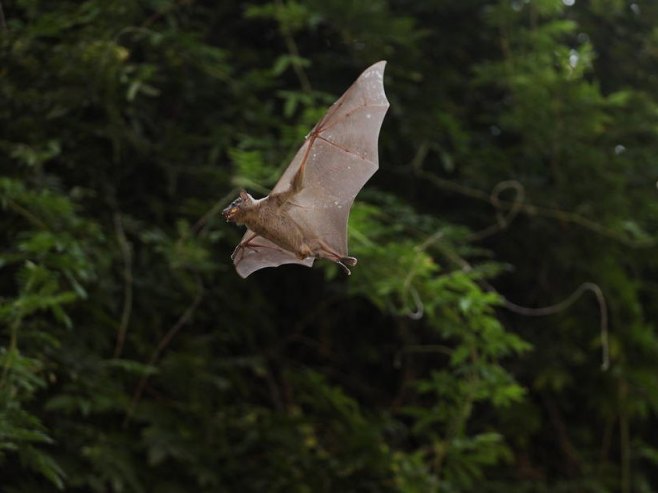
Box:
(233, 229, 315, 278)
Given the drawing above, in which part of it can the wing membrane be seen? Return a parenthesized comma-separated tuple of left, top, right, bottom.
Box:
(271, 61, 389, 256)
(233, 229, 314, 278)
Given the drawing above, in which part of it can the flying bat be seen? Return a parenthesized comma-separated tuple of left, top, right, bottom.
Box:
(223, 61, 389, 278)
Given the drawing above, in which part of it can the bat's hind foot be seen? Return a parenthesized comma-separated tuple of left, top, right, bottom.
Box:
(340, 256, 357, 267)
(307, 238, 358, 275)
(231, 233, 260, 262)
(335, 256, 357, 275)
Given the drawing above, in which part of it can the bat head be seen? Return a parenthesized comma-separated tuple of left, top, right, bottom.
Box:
(222, 190, 254, 223)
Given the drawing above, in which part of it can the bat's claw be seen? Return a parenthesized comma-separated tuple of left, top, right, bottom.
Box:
(335, 256, 357, 275)
(340, 256, 357, 267)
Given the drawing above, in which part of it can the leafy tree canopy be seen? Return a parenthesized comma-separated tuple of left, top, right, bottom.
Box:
(1, 0, 658, 491)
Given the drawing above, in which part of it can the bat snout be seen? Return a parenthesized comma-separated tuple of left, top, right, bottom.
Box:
(222, 206, 239, 222)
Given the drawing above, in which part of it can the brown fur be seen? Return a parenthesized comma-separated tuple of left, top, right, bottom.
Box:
(232, 194, 310, 258)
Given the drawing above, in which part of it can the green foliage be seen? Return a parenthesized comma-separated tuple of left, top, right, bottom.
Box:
(1, 0, 658, 492)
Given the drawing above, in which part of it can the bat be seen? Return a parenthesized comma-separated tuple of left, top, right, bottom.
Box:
(222, 61, 389, 278)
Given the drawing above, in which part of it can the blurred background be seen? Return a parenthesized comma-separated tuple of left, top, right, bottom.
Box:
(2, 0, 658, 491)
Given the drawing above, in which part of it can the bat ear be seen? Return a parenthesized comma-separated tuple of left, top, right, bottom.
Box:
(239, 189, 249, 201)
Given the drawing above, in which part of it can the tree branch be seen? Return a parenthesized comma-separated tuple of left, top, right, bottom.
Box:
(113, 213, 133, 358)
(0, 1, 7, 32)
(123, 278, 204, 425)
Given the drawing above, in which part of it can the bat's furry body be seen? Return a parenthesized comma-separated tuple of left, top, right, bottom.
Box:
(226, 189, 357, 271)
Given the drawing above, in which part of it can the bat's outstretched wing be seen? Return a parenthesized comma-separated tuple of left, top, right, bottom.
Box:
(271, 61, 389, 257)
(233, 230, 314, 278)
(229, 62, 388, 277)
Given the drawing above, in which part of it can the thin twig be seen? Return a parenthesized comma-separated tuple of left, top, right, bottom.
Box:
(0, 276, 35, 388)
(503, 282, 609, 370)
(439, 245, 610, 371)
(398, 232, 445, 320)
(4, 198, 49, 230)
(264, 365, 285, 412)
(542, 393, 582, 474)
(192, 187, 240, 236)
(123, 279, 205, 425)
(619, 380, 631, 493)
(415, 168, 655, 249)
(274, 0, 312, 93)
(433, 358, 479, 477)
(0, 1, 7, 32)
(469, 179, 525, 241)
(409, 145, 615, 368)
(0, 315, 22, 388)
(113, 213, 133, 358)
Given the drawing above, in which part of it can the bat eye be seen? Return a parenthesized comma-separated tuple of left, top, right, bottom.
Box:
(225, 198, 242, 210)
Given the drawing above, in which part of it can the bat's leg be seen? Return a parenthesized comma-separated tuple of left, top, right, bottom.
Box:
(232, 232, 259, 261)
(335, 258, 354, 276)
(296, 244, 313, 260)
(308, 239, 358, 275)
